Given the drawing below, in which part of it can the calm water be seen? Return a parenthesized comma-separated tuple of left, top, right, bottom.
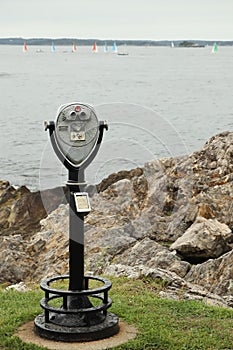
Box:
(0, 44, 233, 190)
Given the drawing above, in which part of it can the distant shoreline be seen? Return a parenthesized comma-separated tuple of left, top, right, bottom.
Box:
(1, 38, 233, 46)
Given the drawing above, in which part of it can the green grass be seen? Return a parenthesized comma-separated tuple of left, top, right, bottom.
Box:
(0, 277, 232, 350)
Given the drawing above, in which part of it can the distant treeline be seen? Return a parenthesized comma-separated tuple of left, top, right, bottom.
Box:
(1, 38, 233, 46)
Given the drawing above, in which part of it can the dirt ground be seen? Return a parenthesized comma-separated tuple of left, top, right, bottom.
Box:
(16, 320, 137, 350)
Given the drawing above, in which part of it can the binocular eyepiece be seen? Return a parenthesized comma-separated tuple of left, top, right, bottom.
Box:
(68, 109, 90, 121)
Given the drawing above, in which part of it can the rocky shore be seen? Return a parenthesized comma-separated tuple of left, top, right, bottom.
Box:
(0, 131, 233, 308)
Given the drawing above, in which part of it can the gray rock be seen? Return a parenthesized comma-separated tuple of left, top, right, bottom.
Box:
(0, 180, 67, 238)
(6, 282, 31, 292)
(0, 235, 33, 283)
(186, 249, 233, 296)
(105, 264, 231, 308)
(170, 217, 232, 261)
(113, 238, 190, 278)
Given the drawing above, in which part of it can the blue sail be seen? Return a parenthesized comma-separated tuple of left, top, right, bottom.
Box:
(104, 42, 109, 53)
(112, 41, 117, 53)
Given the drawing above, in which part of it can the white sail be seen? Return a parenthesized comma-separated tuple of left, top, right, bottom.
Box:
(51, 42, 56, 52)
(104, 42, 109, 53)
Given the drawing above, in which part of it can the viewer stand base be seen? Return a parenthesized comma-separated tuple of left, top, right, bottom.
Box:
(34, 274, 119, 342)
(34, 312, 119, 342)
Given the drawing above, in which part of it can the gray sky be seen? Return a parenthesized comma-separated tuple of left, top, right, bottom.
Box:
(1, 0, 233, 40)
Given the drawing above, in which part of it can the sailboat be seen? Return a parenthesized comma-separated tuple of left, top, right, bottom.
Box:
(112, 41, 118, 53)
(211, 42, 218, 53)
(104, 42, 109, 53)
(171, 41, 175, 48)
(51, 41, 56, 52)
(23, 41, 28, 52)
(72, 42, 77, 52)
(117, 44, 129, 56)
(92, 41, 98, 53)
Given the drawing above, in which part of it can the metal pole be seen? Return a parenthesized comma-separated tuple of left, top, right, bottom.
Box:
(68, 169, 85, 291)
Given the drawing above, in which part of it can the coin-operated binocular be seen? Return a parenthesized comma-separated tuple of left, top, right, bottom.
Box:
(44, 102, 108, 178)
(34, 103, 119, 342)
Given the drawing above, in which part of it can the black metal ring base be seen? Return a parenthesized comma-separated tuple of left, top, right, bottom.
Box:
(34, 312, 119, 342)
(34, 274, 119, 342)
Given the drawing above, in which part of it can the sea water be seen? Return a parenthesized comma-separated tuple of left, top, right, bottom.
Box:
(0, 45, 233, 190)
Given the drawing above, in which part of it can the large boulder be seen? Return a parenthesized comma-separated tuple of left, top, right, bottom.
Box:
(0, 180, 67, 238)
(0, 234, 32, 283)
(186, 249, 233, 296)
(170, 217, 232, 262)
(113, 238, 190, 278)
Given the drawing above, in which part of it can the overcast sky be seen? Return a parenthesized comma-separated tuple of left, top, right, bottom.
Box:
(1, 0, 233, 40)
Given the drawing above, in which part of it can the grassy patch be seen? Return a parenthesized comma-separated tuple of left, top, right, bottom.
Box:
(0, 277, 232, 349)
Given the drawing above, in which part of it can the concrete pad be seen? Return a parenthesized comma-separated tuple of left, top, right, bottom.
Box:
(16, 320, 137, 350)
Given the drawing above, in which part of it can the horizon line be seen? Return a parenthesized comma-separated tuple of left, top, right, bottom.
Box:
(0, 37, 232, 42)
